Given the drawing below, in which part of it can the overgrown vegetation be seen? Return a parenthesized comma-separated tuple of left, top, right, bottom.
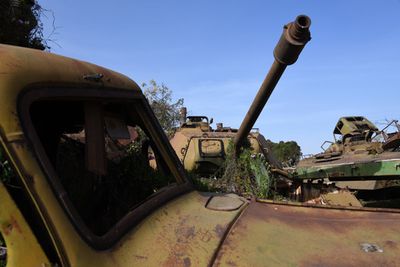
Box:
(0, 0, 49, 50)
(192, 141, 279, 199)
(266, 139, 302, 166)
(142, 80, 184, 137)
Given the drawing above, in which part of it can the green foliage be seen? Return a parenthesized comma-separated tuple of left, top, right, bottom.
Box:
(249, 154, 273, 198)
(187, 172, 218, 193)
(142, 80, 184, 137)
(0, 0, 49, 50)
(266, 139, 302, 166)
(192, 141, 277, 199)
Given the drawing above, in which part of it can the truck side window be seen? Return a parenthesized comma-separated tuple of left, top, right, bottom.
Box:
(30, 100, 175, 235)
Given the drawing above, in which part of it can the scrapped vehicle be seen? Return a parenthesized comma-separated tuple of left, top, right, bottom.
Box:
(295, 116, 400, 188)
(1, 15, 400, 267)
(291, 116, 400, 207)
(170, 111, 279, 176)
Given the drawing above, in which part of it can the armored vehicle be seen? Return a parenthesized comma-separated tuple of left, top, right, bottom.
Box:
(170, 110, 277, 176)
(1, 15, 400, 267)
(295, 116, 400, 190)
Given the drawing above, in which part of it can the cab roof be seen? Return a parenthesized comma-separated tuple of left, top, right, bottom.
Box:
(0, 44, 141, 134)
(0, 44, 140, 94)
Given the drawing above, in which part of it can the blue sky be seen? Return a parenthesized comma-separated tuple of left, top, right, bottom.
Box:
(39, 0, 400, 154)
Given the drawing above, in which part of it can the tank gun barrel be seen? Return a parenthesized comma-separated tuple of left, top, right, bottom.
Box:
(234, 15, 312, 153)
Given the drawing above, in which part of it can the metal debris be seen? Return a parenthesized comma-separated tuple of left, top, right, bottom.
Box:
(360, 243, 383, 253)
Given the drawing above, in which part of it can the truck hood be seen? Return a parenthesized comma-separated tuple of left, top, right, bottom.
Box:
(213, 200, 400, 266)
(112, 191, 400, 266)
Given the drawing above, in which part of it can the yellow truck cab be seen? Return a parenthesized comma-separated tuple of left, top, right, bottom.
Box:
(1, 17, 400, 266)
(0, 44, 245, 266)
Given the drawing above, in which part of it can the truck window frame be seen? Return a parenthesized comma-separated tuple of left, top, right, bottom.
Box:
(17, 86, 192, 250)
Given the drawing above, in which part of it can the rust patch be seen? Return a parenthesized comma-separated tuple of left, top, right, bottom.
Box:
(214, 224, 225, 238)
(199, 229, 212, 242)
(2, 216, 22, 235)
(162, 215, 204, 266)
(244, 202, 400, 235)
(299, 253, 396, 267)
(183, 257, 191, 267)
(226, 260, 238, 267)
(184, 226, 196, 240)
(133, 254, 148, 260)
(384, 240, 397, 249)
(214, 201, 400, 266)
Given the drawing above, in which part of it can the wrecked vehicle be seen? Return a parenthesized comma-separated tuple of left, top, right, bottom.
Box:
(295, 116, 400, 188)
(1, 15, 400, 267)
(292, 116, 400, 207)
(170, 110, 279, 176)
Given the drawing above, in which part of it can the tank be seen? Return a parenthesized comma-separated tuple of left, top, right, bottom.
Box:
(170, 111, 277, 175)
(170, 14, 312, 176)
(294, 116, 400, 190)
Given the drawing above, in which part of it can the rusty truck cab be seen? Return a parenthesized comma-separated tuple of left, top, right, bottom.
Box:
(0, 44, 196, 266)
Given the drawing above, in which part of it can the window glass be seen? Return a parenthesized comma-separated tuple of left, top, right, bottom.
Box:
(30, 100, 175, 235)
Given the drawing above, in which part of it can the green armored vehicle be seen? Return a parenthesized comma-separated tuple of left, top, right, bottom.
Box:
(291, 116, 400, 208)
(295, 116, 400, 189)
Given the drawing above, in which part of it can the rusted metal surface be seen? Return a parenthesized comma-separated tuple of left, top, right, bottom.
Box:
(306, 190, 363, 207)
(0, 182, 50, 267)
(0, 43, 190, 264)
(333, 116, 378, 138)
(107, 191, 246, 267)
(234, 15, 311, 153)
(383, 132, 400, 150)
(214, 200, 400, 266)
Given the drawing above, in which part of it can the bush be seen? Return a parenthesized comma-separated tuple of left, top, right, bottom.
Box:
(192, 141, 278, 199)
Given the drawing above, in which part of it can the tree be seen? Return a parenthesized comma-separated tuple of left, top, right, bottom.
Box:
(266, 139, 302, 166)
(142, 80, 184, 136)
(0, 0, 48, 50)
